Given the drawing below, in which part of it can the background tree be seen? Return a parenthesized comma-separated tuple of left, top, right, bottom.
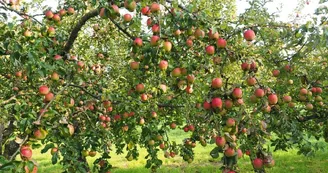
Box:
(0, 0, 327, 172)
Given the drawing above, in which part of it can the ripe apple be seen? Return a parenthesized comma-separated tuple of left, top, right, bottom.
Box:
(135, 84, 144, 93)
(211, 78, 222, 88)
(316, 87, 322, 94)
(226, 118, 235, 127)
(47, 26, 55, 35)
(140, 93, 148, 101)
(205, 45, 215, 55)
(159, 143, 165, 150)
(134, 37, 143, 47)
(174, 29, 181, 36)
(163, 41, 172, 52)
(99, 115, 106, 121)
(264, 159, 275, 168)
(203, 101, 211, 110)
(141, 6, 150, 16)
(284, 65, 292, 72)
(171, 68, 181, 77)
(306, 103, 313, 110)
(183, 125, 189, 132)
(59, 9, 66, 16)
(186, 39, 193, 47)
(130, 61, 139, 70)
(268, 94, 278, 105)
(272, 69, 280, 77)
(67, 7, 75, 15)
(211, 97, 222, 109)
(224, 147, 235, 157)
(187, 74, 195, 84)
(123, 14, 132, 22)
(146, 18, 152, 27)
(150, 3, 160, 13)
(243, 29, 256, 41)
(232, 88, 242, 99)
(150, 35, 160, 46)
(217, 38, 227, 48)
(34, 128, 47, 140)
(124, 0, 136, 12)
(170, 122, 176, 129)
(53, 14, 60, 22)
(237, 149, 243, 158)
(194, 28, 204, 38)
(39, 85, 49, 95)
(51, 72, 59, 80)
(254, 88, 265, 98)
(54, 54, 62, 60)
(44, 92, 54, 102)
(262, 105, 271, 113)
(185, 86, 193, 94)
(152, 24, 160, 33)
(246, 77, 257, 86)
(253, 158, 263, 170)
(208, 29, 219, 40)
(300, 88, 308, 95)
(283, 95, 292, 102)
(224, 99, 233, 109)
(45, 10, 54, 19)
(20, 146, 32, 160)
(241, 62, 250, 71)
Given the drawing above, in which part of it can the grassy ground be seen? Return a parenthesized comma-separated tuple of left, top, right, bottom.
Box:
(34, 129, 328, 173)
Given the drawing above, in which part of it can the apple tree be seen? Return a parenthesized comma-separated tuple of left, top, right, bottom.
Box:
(0, 0, 327, 173)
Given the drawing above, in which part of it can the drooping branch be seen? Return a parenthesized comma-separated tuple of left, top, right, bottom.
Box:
(0, 95, 17, 106)
(0, 1, 43, 25)
(63, 9, 99, 55)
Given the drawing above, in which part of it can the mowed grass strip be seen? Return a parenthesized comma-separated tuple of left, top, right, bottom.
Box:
(34, 129, 328, 173)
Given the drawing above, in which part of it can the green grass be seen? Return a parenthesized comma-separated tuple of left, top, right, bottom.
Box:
(33, 129, 328, 173)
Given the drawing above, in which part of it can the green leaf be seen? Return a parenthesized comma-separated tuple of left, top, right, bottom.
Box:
(41, 143, 55, 154)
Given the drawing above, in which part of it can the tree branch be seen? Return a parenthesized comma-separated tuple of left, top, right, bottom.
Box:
(9, 135, 28, 161)
(108, 17, 135, 40)
(0, 1, 43, 25)
(63, 9, 99, 55)
(68, 84, 101, 100)
(0, 95, 16, 106)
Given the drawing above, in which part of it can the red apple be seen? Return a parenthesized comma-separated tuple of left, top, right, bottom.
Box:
(232, 88, 242, 99)
(141, 6, 150, 16)
(243, 29, 256, 41)
(246, 77, 257, 86)
(226, 118, 235, 127)
(268, 94, 278, 105)
(45, 10, 54, 19)
(20, 145, 32, 160)
(171, 68, 181, 77)
(123, 14, 132, 22)
(67, 7, 75, 15)
(39, 85, 49, 95)
(135, 84, 145, 93)
(150, 35, 160, 46)
(59, 9, 66, 16)
(211, 78, 223, 88)
(51, 147, 58, 155)
(206, 45, 215, 55)
(51, 72, 59, 80)
(241, 62, 250, 71)
(53, 14, 60, 22)
(140, 93, 148, 101)
(300, 88, 308, 95)
(203, 101, 211, 110)
(211, 97, 222, 109)
(130, 61, 139, 70)
(54, 54, 62, 60)
(216, 136, 226, 147)
(187, 74, 195, 84)
(224, 147, 235, 157)
(152, 24, 160, 33)
(194, 28, 204, 38)
(159, 60, 168, 70)
(237, 149, 243, 158)
(253, 158, 263, 170)
(254, 88, 265, 98)
(272, 69, 280, 77)
(44, 92, 54, 102)
(170, 122, 176, 129)
(134, 37, 143, 47)
(186, 39, 193, 47)
(47, 26, 55, 35)
(150, 3, 160, 13)
(283, 95, 292, 102)
(217, 38, 227, 48)
(224, 99, 233, 109)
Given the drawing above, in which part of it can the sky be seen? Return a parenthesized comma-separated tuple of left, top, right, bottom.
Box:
(2, 0, 326, 22)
